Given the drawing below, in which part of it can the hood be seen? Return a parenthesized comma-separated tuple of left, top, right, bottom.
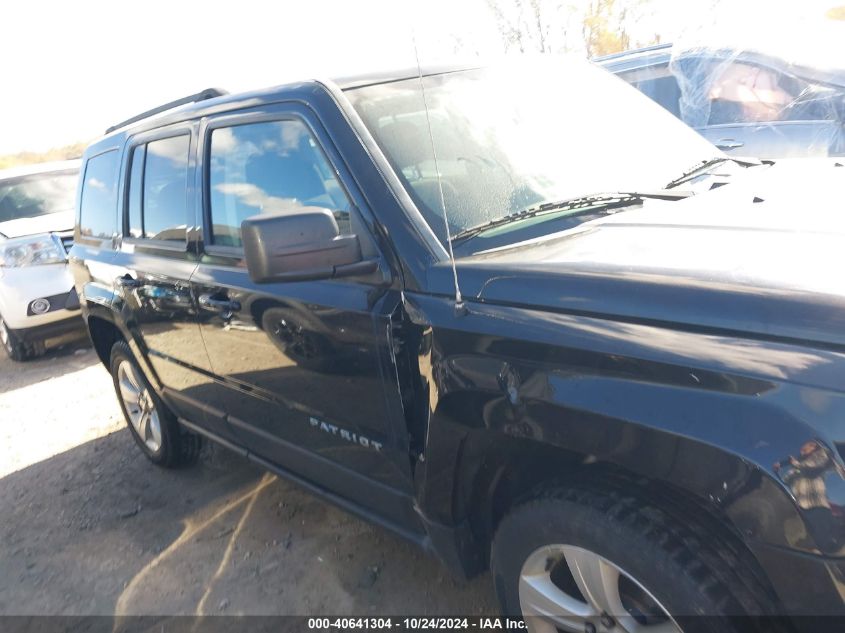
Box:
(0, 210, 74, 239)
(431, 159, 845, 348)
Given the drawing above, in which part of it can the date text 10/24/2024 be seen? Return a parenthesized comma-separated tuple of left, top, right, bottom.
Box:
(307, 618, 528, 630)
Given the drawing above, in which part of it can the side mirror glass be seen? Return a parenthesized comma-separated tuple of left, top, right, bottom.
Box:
(242, 207, 373, 284)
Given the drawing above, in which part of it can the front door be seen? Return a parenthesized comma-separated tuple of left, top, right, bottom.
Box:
(191, 106, 416, 527)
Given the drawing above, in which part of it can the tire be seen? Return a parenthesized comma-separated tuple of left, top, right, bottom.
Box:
(0, 314, 44, 362)
(490, 486, 782, 633)
(109, 340, 201, 468)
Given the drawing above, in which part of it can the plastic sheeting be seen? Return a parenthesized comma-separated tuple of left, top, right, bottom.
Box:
(667, 2, 845, 157)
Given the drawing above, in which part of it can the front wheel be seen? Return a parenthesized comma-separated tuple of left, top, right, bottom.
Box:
(110, 341, 200, 467)
(0, 314, 45, 361)
(490, 487, 781, 633)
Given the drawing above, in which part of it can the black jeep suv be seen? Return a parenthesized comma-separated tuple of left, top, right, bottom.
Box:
(70, 57, 845, 632)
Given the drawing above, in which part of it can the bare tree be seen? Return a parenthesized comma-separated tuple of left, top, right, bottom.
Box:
(487, 0, 658, 57)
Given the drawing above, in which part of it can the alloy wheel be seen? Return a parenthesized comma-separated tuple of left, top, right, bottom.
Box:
(519, 544, 682, 633)
(116, 360, 162, 452)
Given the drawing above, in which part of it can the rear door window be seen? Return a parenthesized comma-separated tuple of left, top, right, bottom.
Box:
(707, 63, 797, 125)
(79, 150, 119, 240)
(125, 134, 191, 242)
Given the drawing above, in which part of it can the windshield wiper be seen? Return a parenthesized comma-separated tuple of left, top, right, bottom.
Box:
(450, 190, 692, 244)
(665, 156, 764, 189)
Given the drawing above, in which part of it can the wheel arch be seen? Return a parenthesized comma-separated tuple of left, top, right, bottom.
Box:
(87, 313, 126, 367)
(415, 401, 817, 590)
(447, 429, 792, 614)
(456, 427, 802, 553)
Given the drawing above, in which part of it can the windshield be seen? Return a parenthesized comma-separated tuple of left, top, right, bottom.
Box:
(346, 57, 719, 245)
(0, 170, 78, 224)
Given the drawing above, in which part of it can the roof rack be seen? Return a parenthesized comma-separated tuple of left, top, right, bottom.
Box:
(105, 87, 229, 134)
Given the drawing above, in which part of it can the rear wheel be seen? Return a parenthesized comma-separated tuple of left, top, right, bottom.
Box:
(491, 486, 781, 633)
(0, 314, 44, 361)
(110, 340, 200, 467)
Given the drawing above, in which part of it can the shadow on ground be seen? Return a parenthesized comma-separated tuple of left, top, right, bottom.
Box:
(0, 428, 497, 617)
(0, 335, 95, 394)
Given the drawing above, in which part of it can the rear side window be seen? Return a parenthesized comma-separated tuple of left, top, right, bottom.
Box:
(126, 135, 191, 242)
(207, 119, 351, 248)
(79, 150, 119, 239)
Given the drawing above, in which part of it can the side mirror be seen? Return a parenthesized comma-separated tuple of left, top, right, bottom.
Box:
(242, 207, 374, 284)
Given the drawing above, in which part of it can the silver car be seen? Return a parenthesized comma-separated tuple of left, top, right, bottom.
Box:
(0, 160, 84, 360)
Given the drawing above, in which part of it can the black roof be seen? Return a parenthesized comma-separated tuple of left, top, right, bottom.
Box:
(332, 62, 479, 90)
(101, 63, 478, 138)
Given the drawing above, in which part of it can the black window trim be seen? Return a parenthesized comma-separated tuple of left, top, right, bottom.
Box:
(76, 147, 121, 247)
(199, 107, 356, 260)
(125, 144, 146, 240)
(121, 125, 194, 253)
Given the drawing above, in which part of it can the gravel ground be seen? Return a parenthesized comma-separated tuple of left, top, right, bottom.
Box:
(0, 338, 497, 617)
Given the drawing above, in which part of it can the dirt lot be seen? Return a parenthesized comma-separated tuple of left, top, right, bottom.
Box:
(0, 338, 497, 618)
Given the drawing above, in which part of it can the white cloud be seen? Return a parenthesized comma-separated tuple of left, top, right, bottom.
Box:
(214, 182, 302, 213)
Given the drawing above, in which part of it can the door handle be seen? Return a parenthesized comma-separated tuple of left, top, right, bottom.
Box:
(198, 293, 241, 313)
(115, 274, 143, 289)
(716, 138, 745, 150)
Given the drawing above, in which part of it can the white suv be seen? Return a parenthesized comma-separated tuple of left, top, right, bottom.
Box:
(0, 160, 84, 360)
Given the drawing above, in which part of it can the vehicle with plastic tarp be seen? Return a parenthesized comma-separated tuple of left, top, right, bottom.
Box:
(597, 5, 845, 158)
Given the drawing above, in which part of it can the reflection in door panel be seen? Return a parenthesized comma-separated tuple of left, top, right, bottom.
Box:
(116, 126, 235, 442)
(191, 110, 410, 512)
(191, 269, 393, 471)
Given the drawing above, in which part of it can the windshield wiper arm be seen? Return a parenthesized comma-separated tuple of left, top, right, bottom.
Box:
(451, 190, 692, 244)
(665, 156, 764, 189)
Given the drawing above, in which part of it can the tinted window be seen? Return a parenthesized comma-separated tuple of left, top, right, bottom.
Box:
(140, 135, 190, 242)
(707, 63, 798, 125)
(79, 150, 119, 239)
(208, 120, 350, 248)
(127, 145, 145, 238)
(0, 170, 78, 223)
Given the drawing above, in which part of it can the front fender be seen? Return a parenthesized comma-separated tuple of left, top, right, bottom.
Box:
(408, 294, 845, 558)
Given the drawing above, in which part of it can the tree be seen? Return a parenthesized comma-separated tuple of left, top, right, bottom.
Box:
(486, 0, 580, 53)
(583, 0, 630, 56)
(0, 142, 88, 170)
(486, 0, 659, 57)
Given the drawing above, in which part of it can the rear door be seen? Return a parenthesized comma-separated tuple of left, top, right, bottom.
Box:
(191, 104, 417, 527)
(113, 124, 232, 441)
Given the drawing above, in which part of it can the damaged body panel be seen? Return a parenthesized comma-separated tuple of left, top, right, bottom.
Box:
(73, 56, 845, 624)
